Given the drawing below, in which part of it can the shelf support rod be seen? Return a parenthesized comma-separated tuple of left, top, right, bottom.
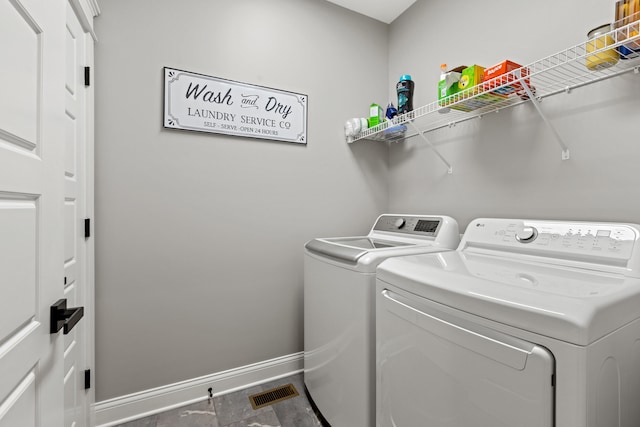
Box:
(407, 121, 453, 174)
(516, 69, 570, 160)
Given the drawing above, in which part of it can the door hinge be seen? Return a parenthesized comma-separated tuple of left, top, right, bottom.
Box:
(84, 369, 91, 389)
(84, 66, 90, 86)
(84, 218, 91, 238)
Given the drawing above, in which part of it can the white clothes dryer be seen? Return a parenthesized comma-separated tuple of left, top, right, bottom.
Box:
(376, 218, 640, 427)
(304, 214, 459, 427)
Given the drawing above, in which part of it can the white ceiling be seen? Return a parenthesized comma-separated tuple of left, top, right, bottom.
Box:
(325, 0, 417, 24)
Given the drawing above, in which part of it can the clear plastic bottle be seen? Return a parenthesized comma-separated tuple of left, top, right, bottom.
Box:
(438, 64, 451, 113)
(438, 64, 448, 98)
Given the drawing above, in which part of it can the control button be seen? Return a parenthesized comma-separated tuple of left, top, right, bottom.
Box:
(516, 226, 538, 244)
(394, 218, 406, 229)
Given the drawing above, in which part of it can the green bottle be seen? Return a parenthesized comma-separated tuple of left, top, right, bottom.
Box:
(368, 103, 383, 127)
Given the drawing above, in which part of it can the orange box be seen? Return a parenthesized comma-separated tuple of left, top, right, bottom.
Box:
(482, 60, 530, 95)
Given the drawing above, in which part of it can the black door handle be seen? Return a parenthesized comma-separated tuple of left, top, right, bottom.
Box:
(50, 299, 84, 334)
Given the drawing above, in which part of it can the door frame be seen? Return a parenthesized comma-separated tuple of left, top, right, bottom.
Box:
(67, 1, 99, 425)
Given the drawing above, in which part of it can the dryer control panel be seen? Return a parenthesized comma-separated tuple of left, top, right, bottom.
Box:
(462, 219, 640, 268)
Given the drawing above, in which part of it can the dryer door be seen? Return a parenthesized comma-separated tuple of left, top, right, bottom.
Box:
(377, 288, 554, 427)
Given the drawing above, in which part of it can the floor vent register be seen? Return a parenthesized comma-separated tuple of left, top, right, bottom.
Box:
(248, 384, 299, 409)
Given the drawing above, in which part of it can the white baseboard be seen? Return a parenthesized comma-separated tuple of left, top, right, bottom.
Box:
(94, 352, 304, 427)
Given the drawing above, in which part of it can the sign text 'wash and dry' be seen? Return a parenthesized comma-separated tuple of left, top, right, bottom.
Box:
(164, 67, 307, 144)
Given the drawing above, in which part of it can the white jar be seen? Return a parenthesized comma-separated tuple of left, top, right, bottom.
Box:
(344, 117, 369, 143)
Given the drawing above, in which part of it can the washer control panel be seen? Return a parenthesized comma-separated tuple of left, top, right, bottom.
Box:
(465, 219, 639, 262)
(373, 215, 442, 237)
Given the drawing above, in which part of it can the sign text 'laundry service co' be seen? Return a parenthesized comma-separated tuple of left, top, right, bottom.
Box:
(164, 67, 307, 144)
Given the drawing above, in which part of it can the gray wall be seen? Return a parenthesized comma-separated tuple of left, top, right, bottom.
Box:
(94, 0, 389, 401)
(388, 0, 640, 229)
(96, 0, 640, 403)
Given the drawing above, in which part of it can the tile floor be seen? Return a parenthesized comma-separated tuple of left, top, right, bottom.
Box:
(113, 373, 325, 427)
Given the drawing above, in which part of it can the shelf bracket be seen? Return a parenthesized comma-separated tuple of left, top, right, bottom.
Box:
(516, 69, 570, 160)
(407, 121, 453, 174)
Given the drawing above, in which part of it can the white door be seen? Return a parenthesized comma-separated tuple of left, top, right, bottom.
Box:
(0, 0, 67, 426)
(64, 2, 92, 426)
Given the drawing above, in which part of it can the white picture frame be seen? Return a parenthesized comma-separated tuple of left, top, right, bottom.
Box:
(164, 67, 307, 144)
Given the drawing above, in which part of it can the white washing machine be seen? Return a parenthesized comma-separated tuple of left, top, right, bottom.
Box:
(304, 214, 460, 427)
(376, 218, 640, 427)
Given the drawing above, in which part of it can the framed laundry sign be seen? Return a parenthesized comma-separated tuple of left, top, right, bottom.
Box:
(163, 67, 307, 144)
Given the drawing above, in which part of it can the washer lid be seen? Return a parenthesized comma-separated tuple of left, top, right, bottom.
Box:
(305, 237, 411, 264)
(377, 251, 640, 346)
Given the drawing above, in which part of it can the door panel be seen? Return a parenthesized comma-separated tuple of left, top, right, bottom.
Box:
(64, 365, 79, 427)
(64, 196, 78, 299)
(0, 0, 39, 146)
(0, 370, 36, 427)
(1, 0, 66, 426)
(0, 323, 40, 415)
(0, 198, 36, 339)
(377, 288, 555, 427)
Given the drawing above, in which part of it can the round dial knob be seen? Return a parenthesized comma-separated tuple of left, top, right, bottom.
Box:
(394, 218, 406, 229)
(516, 226, 538, 243)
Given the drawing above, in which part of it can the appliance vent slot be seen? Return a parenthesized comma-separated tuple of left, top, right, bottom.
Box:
(248, 384, 299, 409)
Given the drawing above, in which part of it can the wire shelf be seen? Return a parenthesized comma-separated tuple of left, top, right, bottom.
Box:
(353, 20, 640, 144)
